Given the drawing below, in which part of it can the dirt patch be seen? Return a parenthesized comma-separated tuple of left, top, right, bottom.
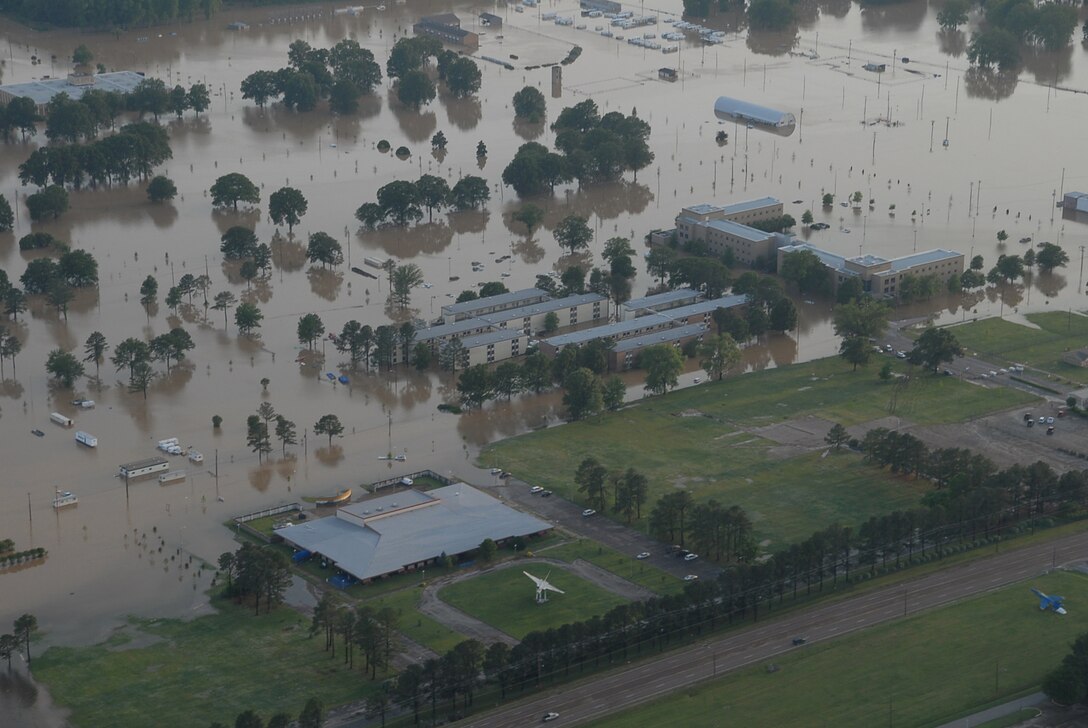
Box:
(755, 415, 840, 448)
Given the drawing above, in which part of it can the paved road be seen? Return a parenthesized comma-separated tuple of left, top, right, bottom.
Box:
(461, 527, 1088, 727)
(493, 476, 721, 582)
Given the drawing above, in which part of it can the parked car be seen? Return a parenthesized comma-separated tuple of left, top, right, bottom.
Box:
(530, 486, 544, 494)
(543, 712, 560, 722)
(684, 552, 699, 561)
(582, 508, 596, 517)
(1027, 419, 1035, 428)
(636, 552, 651, 560)
(1047, 426, 1056, 436)
(1038, 416, 1046, 424)
(541, 490, 553, 497)
(792, 637, 808, 646)
(1047, 417, 1055, 425)
(684, 574, 699, 581)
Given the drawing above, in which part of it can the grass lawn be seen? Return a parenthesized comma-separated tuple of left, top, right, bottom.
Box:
(366, 587, 467, 654)
(949, 311, 1088, 385)
(34, 595, 380, 728)
(439, 567, 627, 640)
(592, 571, 1088, 728)
(488, 371, 943, 547)
(541, 539, 684, 596)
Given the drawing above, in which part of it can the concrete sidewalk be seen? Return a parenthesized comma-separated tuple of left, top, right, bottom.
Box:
(935, 692, 1046, 728)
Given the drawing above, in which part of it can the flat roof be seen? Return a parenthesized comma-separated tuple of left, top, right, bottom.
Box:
(888, 248, 962, 272)
(622, 288, 700, 311)
(459, 328, 524, 349)
(719, 196, 780, 215)
(121, 456, 168, 470)
(613, 323, 707, 353)
(659, 295, 749, 319)
(415, 318, 493, 342)
(441, 288, 549, 317)
(477, 292, 606, 323)
(714, 96, 793, 126)
(780, 243, 849, 272)
(704, 218, 774, 243)
(0, 71, 146, 105)
(421, 12, 461, 25)
(848, 254, 888, 267)
(542, 313, 672, 347)
(277, 484, 551, 581)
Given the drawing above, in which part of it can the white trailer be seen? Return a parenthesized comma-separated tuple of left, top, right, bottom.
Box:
(119, 457, 170, 480)
(158, 470, 187, 484)
(50, 412, 74, 427)
(75, 431, 98, 448)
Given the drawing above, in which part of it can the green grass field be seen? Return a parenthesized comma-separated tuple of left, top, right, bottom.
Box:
(592, 571, 1088, 728)
(439, 567, 627, 640)
(541, 539, 684, 595)
(34, 596, 380, 728)
(949, 311, 1088, 385)
(366, 587, 466, 654)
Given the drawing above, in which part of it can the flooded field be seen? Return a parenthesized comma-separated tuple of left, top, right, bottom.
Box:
(1, 0, 1087, 720)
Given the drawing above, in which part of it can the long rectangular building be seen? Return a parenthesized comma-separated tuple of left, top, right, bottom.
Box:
(439, 288, 550, 323)
(619, 288, 701, 320)
(537, 313, 674, 356)
(609, 323, 708, 371)
(776, 243, 964, 298)
(478, 292, 608, 333)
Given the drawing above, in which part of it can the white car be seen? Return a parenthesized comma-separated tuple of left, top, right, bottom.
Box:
(543, 713, 560, 723)
(684, 552, 699, 561)
(684, 574, 699, 581)
(529, 486, 544, 494)
(1047, 417, 1055, 424)
(636, 552, 651, 560)
(582, 508, 596, 517)
(490, 467, 502, 475)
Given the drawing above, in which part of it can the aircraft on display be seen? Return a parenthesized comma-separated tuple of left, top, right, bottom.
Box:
(1031, 587, 1067, 615)
(524, 571, 565, 604)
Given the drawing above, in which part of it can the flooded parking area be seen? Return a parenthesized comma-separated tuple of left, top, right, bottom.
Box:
(1, 1, 1088, 719)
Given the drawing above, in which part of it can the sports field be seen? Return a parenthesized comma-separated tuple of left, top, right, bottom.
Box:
(485, 357, 1026, 547)
(592, 570, 1088, 728)
(439, 566, 627, 640)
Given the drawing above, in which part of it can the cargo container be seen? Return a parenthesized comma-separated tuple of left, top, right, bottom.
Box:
(75, 431, 98, 448)
(50, 412, 74, 427)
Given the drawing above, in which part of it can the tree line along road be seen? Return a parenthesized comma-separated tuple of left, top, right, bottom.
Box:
(462, 528, 1088, 727)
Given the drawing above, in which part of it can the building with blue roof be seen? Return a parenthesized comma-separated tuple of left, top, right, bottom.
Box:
(777, 243, 964, 299)
(275, 484, 551, 583)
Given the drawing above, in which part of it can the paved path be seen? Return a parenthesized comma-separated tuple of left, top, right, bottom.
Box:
(461, 527, 1088, 727)
(933, 692, 1045, 728)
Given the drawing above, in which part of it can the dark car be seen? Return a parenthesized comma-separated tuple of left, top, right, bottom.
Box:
(792, 637, 807, 646)
(541, 490, 553, 498)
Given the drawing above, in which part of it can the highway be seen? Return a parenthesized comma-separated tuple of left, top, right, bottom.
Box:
(462, 528, 1088, 727)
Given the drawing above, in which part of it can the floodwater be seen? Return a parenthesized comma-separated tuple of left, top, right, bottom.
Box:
(1, 0, 1087, 722)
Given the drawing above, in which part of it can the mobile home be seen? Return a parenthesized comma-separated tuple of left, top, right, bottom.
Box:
(119, 457, 170, 480)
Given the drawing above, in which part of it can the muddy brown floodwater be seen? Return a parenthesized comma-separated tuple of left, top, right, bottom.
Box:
(1, 0, 1088, 722)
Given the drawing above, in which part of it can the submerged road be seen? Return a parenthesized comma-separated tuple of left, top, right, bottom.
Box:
(462, 528, 1088, 727)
